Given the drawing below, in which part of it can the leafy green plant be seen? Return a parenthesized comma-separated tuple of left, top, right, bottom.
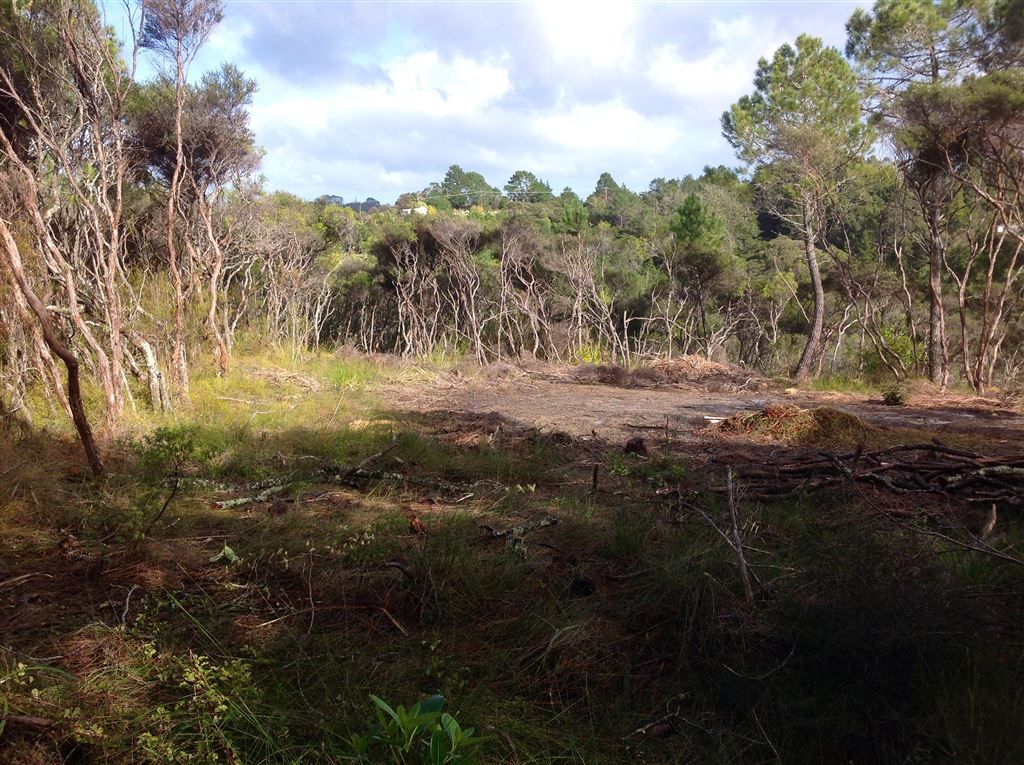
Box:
(348, 694, 486, 765)
(138, 652, 259, 765)
(573, 342, 607, 365)
(631, 456, 689, 487)
(882, 383, 909, 407)
(138, 425, 212, 481)
(129, 425, 214, 538)
(858, 327, 920, 383)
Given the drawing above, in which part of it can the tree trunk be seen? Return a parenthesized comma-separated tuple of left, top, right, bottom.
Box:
(168, 44, 189, 395)
(127, 330, 173, 412)
(926, 189, 949, 388)
(794, 202, 825, 382)
(0, 217, 104, 477)
(196, 200, 230, 375)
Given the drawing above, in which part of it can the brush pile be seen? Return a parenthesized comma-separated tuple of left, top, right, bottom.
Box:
(728, 443, 1024, 507)
(719, 405, 876, 446)
(569, 355, 768, 391)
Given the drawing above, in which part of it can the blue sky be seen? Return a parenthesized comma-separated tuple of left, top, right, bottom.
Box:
(115, 0, 869, 204)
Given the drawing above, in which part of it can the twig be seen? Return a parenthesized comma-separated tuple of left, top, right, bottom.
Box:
(384, 561, 415, 581)
(251, 603, 409, 634)
(121, 584, 138, 624)
(0, 459, 26, 478)
(731, 445, 1024, 507)
(348, 437, 401, 476)
(306, 555, 316, 634)
(0, 573, 48, 592)
(215, 483, 289, 510)
(327, 398, 344, 425)
(142, 476, 179, 536)
(721, 643, 797, 681)
(727, 467, 755, 604)
(874, 503, 1024, 567)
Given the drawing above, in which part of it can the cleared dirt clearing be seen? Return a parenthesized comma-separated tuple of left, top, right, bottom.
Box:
(389, 365, 1024, 448)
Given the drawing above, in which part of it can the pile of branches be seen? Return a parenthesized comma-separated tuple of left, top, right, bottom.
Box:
(727, 443, 1024, 508)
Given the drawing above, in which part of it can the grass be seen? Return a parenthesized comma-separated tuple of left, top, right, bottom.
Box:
(2, 354, 1023, 764)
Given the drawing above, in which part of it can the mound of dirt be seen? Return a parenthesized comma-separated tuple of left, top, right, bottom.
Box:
(720, 405, 879, 446)
(571, 355, 768, 392)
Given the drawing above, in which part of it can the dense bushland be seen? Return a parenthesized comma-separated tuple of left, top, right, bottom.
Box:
(3, 0, 1024, 475)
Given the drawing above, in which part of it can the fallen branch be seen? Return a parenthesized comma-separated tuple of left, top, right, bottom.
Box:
(720, 444, 1024, 507)
(481, 515, 558, 538)
(142, 476, 180, 535)
(251, 602, 408, 634)
(726, 467, 755, 604)
(1, 713, 58, 734)
(214, 483, 290, 510)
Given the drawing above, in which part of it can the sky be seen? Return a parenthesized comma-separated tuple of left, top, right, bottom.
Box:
(114, 0, 870, 204)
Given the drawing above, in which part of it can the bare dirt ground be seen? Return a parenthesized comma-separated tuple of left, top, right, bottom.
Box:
(387, 361, 1024, 450)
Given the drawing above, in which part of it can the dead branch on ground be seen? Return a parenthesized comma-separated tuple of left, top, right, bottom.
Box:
(720, 442, 1024, 508)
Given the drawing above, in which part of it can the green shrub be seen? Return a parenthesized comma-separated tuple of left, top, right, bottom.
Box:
(882, 383, 909, 407)
(859, 327, 919, 382)
(348, 694, 486, 764)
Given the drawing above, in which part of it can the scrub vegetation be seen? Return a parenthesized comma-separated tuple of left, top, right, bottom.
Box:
(2, 0, 1024, 763)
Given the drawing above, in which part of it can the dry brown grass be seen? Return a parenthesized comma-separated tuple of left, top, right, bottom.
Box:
(719, 404, 880, 447)
(570, 355, 770, 392)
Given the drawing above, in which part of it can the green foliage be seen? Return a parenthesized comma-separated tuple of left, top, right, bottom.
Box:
(630, 456, 690, 488)
(882, 382, 909, 406)
(503, 170, 553, 203)
(348, 695, 487, 765)
(138, 425, 213, 482)
(846, 0, 979, 84)
(669, 194, 727, 285)
(859, 325, 920, 381)
(572, 341, 607, 365)
(5, 372, 1024, 764)
(137, 653, 258, 765)
(722, 34, 869, 197)
(558, 200, 589, 234)
(586, 172, 645, 233)
(436, 165, 499, 209)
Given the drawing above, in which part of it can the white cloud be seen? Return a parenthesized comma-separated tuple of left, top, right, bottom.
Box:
(534, 101, 677, 152)
(220, 2, 863, 201)
(534, 0, 638, 70)
(648, 44, 750, 100)
(202, 20, 254, 66)
(249, 50, 511, 140)
(384, 52, 511, 114)
(646, 15, 786, 106)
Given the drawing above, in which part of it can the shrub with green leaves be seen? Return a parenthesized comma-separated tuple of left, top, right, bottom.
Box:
(348, 695, 486, 765)
(138, 425, 212, 482)
(882, 383, 909, 407)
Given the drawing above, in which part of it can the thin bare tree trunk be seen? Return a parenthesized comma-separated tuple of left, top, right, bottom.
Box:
(795, 200, 824, 382)
(0, 217, 103, 477)
(925, 191, 949, 387)
(167, 40, 189, 394)
(197, 200, 230, 374)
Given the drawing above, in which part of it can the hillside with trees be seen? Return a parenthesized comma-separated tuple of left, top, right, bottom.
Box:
(2, 1, 1024, 763)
